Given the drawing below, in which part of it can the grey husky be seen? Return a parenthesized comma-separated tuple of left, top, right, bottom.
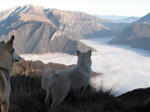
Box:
(0, 35, 21, 112)
(42, 49, 92, 109)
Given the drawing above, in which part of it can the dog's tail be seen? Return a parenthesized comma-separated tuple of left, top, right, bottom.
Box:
(41, 68, 55, 89)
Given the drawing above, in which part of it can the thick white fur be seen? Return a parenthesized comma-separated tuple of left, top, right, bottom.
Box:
(0, 36, 21, 112)
(42, 49, 92, 109)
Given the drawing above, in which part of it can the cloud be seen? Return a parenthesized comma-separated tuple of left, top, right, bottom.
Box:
(21, 37, 150, 96)
(21, 53, 77, 65)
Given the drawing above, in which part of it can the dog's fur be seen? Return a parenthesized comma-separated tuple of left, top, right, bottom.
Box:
(42, 49, 92, 109)
(0, 35, 21, 112)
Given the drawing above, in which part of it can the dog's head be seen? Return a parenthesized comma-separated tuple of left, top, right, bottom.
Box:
(77, 49, 92, 66)
(0, 35, 21, 70)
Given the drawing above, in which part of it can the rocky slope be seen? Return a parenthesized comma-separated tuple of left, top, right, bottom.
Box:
(136, 13, 150, 24)
(0, 5, 105, 54)
(109, 13, 150, 51)
(0, 4, 118, 54)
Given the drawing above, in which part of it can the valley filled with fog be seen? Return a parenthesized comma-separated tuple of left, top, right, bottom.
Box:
(21, 37, 150, 96)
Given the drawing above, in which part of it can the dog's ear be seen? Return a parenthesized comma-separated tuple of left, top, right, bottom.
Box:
(9, 35, 15, 44)
(4, 35, 15, 50)
(87, 49, 92, 56)
(77, 49, 80, 56)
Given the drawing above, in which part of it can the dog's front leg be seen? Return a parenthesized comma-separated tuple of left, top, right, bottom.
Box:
(45, 89, 52, 108)
(1, 100, 9, 112)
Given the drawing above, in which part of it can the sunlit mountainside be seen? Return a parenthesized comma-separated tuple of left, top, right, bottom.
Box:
(0, 4, 118, 55)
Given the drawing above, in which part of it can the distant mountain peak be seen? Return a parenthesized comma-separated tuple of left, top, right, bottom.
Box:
(26, 4, 45, 10)
(19, 4, 45, 16)
(135, 12, 150, 24)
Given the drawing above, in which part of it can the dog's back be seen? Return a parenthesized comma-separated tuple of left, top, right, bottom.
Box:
(54, 65, 90, 91)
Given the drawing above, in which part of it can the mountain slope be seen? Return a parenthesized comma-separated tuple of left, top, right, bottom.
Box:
(135, 13, 150, 24)
(0, 4, 112, 54)
(109, 13, 150, 51)
(44, 8, 117, 38)
(97, 15, 127, 21)
(97, 15, 139, 23)
(0, 19, 93, 54)
(117, 16, 140, 23)
(0, 5, 115, 38)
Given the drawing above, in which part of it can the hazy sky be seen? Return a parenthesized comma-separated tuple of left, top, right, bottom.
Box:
(0, 0, 149, 16)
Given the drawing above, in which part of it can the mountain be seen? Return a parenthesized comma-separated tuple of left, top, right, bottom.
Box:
(102, 22, 130, 33)
(97, 15, 140, 23)
(109, 13, 150, 51)
(0, 4, 117, 54)
(135, 13, 150, 24)
(96, 15, 139, 32)
(95, 15, 131, 33)
(96, 15, 128, 21)
(117, 16, 140, 23)
(0, 5, 116, 38)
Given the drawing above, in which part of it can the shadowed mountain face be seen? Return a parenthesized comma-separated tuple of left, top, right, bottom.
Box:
(0, 4, 117, 55)
(109, 13, 150, 51)
(0, 19, 94, 54)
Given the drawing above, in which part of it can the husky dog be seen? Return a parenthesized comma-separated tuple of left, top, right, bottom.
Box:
(42, 49, 92, 109)
(0, 35, 21, 112)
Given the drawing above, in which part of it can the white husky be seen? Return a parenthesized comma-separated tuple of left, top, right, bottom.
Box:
(0, 35, 21, 112)
(42, 49, 92, 109)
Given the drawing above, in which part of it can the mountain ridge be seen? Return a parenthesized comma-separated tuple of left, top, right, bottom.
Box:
(1, 4, 113, 54)
(109, 12, 150, 51)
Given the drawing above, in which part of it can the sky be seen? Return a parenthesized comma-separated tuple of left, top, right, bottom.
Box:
(0, 0, 149, 17)
(21, 37, 150, 96)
